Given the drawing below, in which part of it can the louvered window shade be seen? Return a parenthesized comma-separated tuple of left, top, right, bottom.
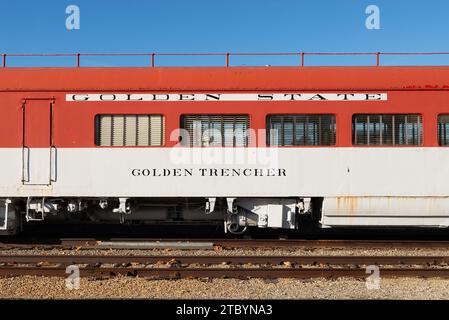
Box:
(353, 114, 422, 146)
(267, 115, 336, 146)
(95, 115, 165, 146)
(181, 115, 250, 147)
(438, 115, 449, 146)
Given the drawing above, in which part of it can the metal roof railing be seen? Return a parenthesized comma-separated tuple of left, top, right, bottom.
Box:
(2, 52, 449, 67)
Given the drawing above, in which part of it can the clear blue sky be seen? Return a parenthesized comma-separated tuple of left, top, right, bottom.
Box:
(1, 0, 449, 66)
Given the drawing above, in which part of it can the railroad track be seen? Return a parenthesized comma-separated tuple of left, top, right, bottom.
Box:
(1, 238, 449, 279)
(1, 254, 449, 279)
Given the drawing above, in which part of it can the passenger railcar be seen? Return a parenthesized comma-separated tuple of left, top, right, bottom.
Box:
(1, 53, 449, 234)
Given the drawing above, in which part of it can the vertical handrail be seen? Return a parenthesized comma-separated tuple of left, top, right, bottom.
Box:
(50, 146, 57, 183)
(225, 53, 230, 67)
(76, 53, 80, 67)
(376, 52, 380, 66)
(300, 52, 305, 66)
(2, 54, 6, 68)
(22, 147, 30, 183)
(151, 53, 155, 67)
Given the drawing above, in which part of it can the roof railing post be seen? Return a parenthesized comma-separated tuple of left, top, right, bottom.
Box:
(225, 53, 230, 67)
(376, 52, 380, 66)
(2, 54, 6, 68)
(151, 53, 155, 67)
(76, 53, 80, 67)
(300, 52, 305, 66)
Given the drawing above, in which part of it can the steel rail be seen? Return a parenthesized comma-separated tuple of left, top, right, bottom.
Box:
(0, 266, 449, 279)
(212, 239, 449, 249)
(3, 238, 449, 250)
(0, 255, 448, 265)
(89, 238, 449, 248)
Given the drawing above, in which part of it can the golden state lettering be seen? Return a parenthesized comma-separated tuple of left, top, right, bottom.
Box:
(67, 93, 387, 102)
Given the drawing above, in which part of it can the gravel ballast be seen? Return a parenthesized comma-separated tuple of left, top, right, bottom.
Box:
(1, 276, 449, 299)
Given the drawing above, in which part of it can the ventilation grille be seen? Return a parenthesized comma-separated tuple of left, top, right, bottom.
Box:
(353, 114, 422, 146)
(267, 115, 336, 146)
(181, 115, 250, 147)
(95, 115, 165, 146)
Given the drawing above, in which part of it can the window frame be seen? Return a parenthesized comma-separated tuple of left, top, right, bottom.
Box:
(352, 113, 423, 147)
(180, 114, 251, 147)
(94, 114, 166, 147)
(437, 114, 449, 146)
(266, 114, 337, 147)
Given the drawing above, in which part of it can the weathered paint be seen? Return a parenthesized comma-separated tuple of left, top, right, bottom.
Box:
(323, 197, 449, 226)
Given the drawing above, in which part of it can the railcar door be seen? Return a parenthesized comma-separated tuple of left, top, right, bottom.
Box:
(22, 99, 56, 185)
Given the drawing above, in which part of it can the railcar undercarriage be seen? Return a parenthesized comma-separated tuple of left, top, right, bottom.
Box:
(3, 196, 449, 236)
(0, 197, 318, 235)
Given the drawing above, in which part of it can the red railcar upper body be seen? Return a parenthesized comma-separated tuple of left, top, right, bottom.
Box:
(1, 66, 449, 148)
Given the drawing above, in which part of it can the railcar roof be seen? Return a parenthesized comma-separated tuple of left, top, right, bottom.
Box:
(1, 66, 449, 91)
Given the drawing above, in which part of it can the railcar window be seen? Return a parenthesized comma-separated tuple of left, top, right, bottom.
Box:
(352, 114, 422, 145)
(181, 115, 250, 147)
(438, 115, 449, 146)
(267, 115, 336, 146)
(94, 115, 165, 146)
